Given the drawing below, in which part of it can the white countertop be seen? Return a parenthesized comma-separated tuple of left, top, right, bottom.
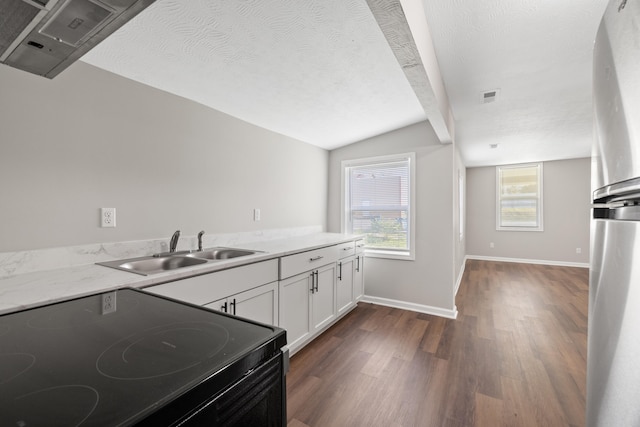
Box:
(0, 233, 361, 315)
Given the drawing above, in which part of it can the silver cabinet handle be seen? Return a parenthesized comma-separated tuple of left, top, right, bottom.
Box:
(356, 256, 360, 272)
(343, 247, 352, 251)
(338, 262, 342, 280)
(310, 272, 315, 293)
(314, 271, 319, 292)
(309, 255, 324, 262)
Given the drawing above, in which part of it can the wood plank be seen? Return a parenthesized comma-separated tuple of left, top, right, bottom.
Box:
(286, 260, 588, 427)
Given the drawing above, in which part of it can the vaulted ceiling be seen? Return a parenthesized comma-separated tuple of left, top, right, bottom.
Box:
(81, 0, 610, 167)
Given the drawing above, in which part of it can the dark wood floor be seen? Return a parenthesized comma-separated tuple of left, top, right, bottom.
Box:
(286, 260, 589, 427)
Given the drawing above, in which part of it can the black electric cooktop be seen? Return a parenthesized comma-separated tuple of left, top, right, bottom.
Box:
(0, 288, 285, 426)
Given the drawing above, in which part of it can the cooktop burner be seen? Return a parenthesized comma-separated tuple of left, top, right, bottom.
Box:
(0, 353, 35, 384)
(5, 385, 99, 427)
(0, 288, 281, 426)
(97, 322, 229, 380)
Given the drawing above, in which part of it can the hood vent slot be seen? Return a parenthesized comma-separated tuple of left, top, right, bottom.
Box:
(0, 0, 156, 79)
(40, 0, 114, 47)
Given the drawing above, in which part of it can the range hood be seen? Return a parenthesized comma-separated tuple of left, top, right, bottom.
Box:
(0, 0, 156, 79)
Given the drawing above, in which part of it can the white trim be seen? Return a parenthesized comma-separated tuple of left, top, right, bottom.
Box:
(360, 295, 458, 319)
(455, 257, 467, 296)
(466, 255, 589, 269)
(365, 249, 414, 261)
(341, 152, 416, 260)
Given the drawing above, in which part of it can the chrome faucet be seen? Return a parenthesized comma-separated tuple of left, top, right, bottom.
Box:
(169, 230, 180, 253)
(197, 230, 205, 251)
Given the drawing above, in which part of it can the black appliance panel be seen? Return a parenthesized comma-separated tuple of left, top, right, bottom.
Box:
(0, 288, 286, 426)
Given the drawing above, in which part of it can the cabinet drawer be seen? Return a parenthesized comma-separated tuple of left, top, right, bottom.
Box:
(146, 259, 278, 306)
(337, 241, 355, 259)
(355, 239, 365, 254)
(279, 246, 338, 279)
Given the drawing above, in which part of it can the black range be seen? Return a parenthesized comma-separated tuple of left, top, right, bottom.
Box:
(0, 288, 288, 426)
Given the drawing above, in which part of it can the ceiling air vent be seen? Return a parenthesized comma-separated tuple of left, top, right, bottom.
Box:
(481, 89, 500, 104)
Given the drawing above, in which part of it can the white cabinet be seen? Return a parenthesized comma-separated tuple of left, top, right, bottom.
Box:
(336, 255, 354, 315)
(278, 246, 339, 353)
(145, 259, 279, 325)
(336, 238, 357, 317)
(354, 239, 365, 301)
(145, 238, 362, 355)
(311, 263, 337, 331)
(279, 272, 312, 350)
(279, 262, 337, 352)
(205, 282, 278, 326)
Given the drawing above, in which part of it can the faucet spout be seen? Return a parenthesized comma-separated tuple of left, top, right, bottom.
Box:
(169, 230, 180, 253)
(197, 230, 205, 251)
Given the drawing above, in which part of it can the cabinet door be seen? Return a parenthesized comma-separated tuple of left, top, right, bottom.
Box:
(204, 297, 229, 313)
(354, 255, 365, 302)
(233, 282, 278, 326)
(279, 272, 313, 351)
(337, 256, 355, 315)
(312, 263, 337, 332)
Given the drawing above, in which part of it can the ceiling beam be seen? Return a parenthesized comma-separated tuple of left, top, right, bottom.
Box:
(365, 0, 454, 144)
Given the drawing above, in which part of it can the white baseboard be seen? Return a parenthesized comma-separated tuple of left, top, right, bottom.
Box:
(466, 255, 589, 269)
(360, 295, 458, 319)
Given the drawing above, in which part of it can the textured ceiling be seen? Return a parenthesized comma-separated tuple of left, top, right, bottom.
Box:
(81, 0, 610, 165)
(81, 0, 426, 150)
(422, 0, 610, 166)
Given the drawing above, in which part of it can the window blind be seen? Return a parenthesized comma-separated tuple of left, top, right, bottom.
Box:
(347, 159, 410, 251)
(497, 164, 541, 228)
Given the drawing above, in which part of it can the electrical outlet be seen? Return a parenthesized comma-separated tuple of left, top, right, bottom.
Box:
(102, 291, 117, 315)
(254, 208, 261, 221)
(576, 248, 582, 254)
(101, 208, 116, 228)
(489, 242, 495, 248)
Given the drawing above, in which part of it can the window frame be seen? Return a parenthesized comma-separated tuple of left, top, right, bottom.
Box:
(458, 169, 465, 242)
(495, 162, 544, 232)
(341, 152, 416, 261)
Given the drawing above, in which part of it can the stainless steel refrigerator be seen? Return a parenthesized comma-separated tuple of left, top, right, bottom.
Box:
(589, 0, 640, 426)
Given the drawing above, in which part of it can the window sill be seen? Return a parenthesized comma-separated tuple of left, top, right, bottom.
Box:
(365, 249, 414, 261)
(496, 226, 544, 232)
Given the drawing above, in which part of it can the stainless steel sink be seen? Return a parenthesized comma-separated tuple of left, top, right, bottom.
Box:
(186, 248, 257, 260)
(96, 247, 260, 275)
(97, 255, 207, 276)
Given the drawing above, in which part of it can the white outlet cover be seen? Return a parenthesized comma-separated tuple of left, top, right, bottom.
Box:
(101, 208, 116, 228)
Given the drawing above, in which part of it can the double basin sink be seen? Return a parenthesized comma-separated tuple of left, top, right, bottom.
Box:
(97, 248, 259, 276)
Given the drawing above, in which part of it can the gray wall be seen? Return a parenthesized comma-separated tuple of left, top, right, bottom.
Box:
(0, 62, 328, 252)
(466, 157, 591, 264)
(328, 122, 458, 314)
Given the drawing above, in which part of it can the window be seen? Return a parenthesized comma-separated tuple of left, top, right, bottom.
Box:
(342, 153, 415, 260)
(496, 163, 543, 231)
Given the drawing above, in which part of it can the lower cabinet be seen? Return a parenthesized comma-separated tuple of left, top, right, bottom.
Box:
(279, 262, 336, 353)
(336, 255, 355, 316)
(354, 254, 365, 302)
(205, 282, 278, 326)
(146, 239, 365, 355)
(354, 240, 365, 302)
